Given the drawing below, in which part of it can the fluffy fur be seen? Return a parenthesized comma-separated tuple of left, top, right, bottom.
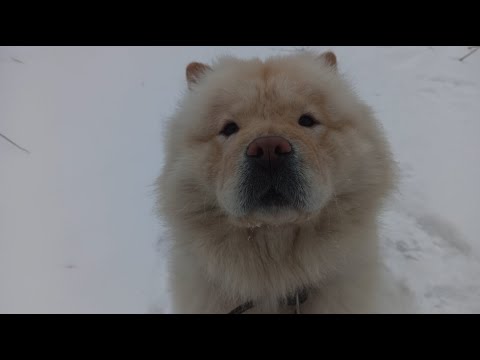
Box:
(156, 51, 408, 313)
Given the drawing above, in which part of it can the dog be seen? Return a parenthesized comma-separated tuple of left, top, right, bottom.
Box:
(156, 51, 408, 313)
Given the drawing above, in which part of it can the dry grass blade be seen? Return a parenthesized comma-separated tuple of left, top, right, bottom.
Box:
(0, 132, 30, 154)
(459, 47, 479, 62)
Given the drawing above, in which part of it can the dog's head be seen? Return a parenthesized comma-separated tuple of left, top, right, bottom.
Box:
(159, 52, 393, 228)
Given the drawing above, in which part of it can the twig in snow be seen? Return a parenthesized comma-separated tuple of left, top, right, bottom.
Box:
(10, 57, 24, 64)
(0, 132, 30, 154)
(459, 47, 479, 62)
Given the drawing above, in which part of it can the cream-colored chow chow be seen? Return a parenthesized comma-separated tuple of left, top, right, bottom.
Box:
(156, 51, 407, 313)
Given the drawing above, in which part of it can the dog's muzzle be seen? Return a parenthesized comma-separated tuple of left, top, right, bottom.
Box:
(238, 136, 307, 212)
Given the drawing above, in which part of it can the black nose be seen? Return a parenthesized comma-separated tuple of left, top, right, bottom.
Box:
(246, 136, 292, 169)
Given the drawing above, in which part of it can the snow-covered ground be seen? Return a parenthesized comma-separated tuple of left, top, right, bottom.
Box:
(1, 46, 479, 313)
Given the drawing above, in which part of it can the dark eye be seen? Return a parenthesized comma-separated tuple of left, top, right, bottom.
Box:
(220, 122, 239, 137)
(298, 114, 318, 127)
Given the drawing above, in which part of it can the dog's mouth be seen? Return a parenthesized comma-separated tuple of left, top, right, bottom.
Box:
(231, 181, 311, 226)
(229, 151, 313, 221)
(258, 188, 291, 208)
(239, 165, 307, 214)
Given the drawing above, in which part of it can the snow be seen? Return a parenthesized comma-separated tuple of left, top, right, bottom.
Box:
(1, 46, 479, 313)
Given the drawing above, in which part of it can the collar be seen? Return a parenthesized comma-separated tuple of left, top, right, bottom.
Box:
(228, 288, 309, 314)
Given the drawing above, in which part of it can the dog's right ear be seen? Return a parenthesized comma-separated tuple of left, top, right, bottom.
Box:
(186, 62, 212, 90)
(317, 51, 337, 70)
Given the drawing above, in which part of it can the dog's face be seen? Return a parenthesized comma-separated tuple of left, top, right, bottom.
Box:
(162, 52, 392, 228)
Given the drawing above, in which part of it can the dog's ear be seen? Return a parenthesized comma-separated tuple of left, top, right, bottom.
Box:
(186, 62, 212, 89)
(317, 51, 337, 70)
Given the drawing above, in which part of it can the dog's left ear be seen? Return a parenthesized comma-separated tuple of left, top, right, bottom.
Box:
(318, 51, 337, 70)
(186, 62, 212, 90)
